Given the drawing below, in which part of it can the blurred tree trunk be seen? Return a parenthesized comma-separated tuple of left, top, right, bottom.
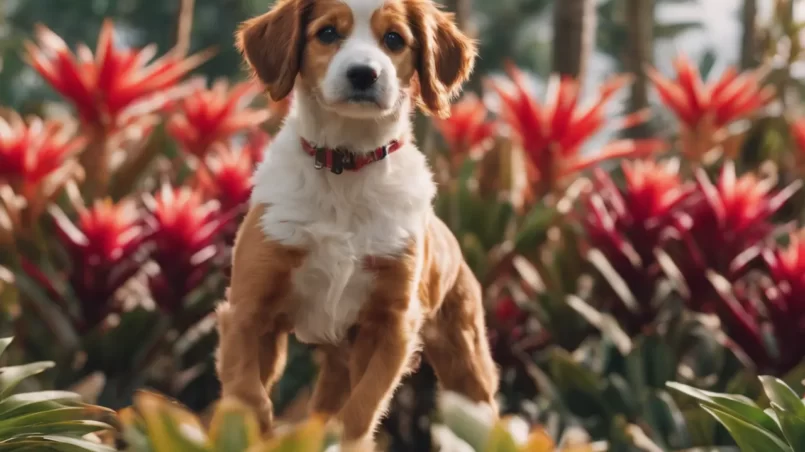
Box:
(741, 0, 758, 69)
(172, 0, 196, 56)
(552, 0, 596, 81)
(624, 0, 654, 138)
(446, 0, 482, 94)
(445, 0, 474, 35)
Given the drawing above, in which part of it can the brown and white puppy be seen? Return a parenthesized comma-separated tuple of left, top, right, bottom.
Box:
(215, 0, 499, 450)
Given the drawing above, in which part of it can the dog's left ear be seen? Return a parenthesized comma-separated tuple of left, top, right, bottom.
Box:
(236, 0, 310, 101)
(408, 0, 477, 118)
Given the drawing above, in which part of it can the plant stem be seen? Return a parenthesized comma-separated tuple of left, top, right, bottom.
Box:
(551, 0, 596, 82)
(79, 128, 110, 201)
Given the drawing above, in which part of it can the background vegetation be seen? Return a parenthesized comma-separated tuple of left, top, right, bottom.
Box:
(2, 0, 805, 450)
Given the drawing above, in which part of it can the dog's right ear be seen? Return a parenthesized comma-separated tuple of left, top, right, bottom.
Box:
(236, 0, 309, 101)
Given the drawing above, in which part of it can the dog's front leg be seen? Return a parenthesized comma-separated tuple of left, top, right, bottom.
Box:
(216, 303, 277, 428)
(216, 205, 302, 431)
(340, 316, 415, 451)
(336, 252, 421, 452)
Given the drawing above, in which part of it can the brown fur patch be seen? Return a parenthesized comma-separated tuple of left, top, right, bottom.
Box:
(299, 0, 355, 90)
(404, 0, 477, 117)
(236, 0, 314, 101)
(371, 3, 417, 84)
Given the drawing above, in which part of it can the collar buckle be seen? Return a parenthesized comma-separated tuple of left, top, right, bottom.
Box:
(378, 144, 389, 161)
(314, 148, 325, 170)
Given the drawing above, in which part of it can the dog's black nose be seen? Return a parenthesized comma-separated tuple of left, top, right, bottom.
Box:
(346, 65, 379, 90)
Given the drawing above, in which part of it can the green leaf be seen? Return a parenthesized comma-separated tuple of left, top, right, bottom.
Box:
(646, 390, 691, 449)
(0, 392, 82, 420)
(0, 419, 112, 438)
(209, 400, 260, 452)
(0, 338, 13, 359)
(602, 374, 639, 418)
(513, 202, 558, 252)
(565, 295, 632, 355)
(759, 376, 805, 417)
(642, 335, 675, 389)
(483, 422, 520, 452)
(0, 407, 111, 437)
(697, 49, 718, 80)
(40, 435, 116, 452)
(549, 349, 601, 395)
(0, 362, 55, 399)
(667, 382, 784, 438)
(586, 249, 639, 313)
(701, 405, 793, 452)
(772, 404, 805, 452)
(0, 435, 116, 452)
(0, 390, 80, 410)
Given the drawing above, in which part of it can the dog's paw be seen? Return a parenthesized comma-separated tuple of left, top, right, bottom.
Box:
(255, 402, 274, 433)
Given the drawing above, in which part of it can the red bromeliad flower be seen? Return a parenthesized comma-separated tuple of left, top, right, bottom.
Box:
(202, 144, 255, 212)
(143, 184, 236, 314)
(647, 55, 775, 161)
(708, 231, 805, 375)
(47, 198, 148, 330)
(488, 62, 666, 198)
(760, 231, 805, 373)
(585, 159, 693, 332)
(25, 20, 212, 133)
(432, 93, 497, 159)
(0, 110, 86, 199)
(167, 79, 270, 158)
(667, 161, 800, 310)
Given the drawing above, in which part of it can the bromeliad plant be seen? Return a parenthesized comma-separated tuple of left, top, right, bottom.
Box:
(117, 391, 338, 452)
(3, 20, 289, 414)
(118, 389, 598, 452)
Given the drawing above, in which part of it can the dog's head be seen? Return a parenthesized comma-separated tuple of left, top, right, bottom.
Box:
(237, 0, 476, 119)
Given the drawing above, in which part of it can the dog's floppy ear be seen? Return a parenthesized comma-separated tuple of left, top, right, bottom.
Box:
(236, 0, 310, 101)
(407, 0, 477, 118)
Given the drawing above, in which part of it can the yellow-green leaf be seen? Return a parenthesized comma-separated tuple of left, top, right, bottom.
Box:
(208, 398, 261, 451)
(249, 416, 327, 452)
(134, 391, 208, 452)
(484, 421, 519, 452)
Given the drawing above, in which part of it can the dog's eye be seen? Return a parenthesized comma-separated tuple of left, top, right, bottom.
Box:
(316, 26, 340, 44)
(383, 31, 405, 52)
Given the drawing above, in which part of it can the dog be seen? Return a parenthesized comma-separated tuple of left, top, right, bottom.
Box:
(215, 0, 499, 449)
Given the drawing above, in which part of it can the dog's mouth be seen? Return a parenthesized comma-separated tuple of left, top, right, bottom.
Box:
(314, 87, 406, 119)
(345, 92, 380, 105)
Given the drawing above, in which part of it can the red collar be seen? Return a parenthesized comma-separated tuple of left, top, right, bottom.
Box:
(300, 138, 403, 174)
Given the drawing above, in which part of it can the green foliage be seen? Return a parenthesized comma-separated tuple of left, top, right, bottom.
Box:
(0, 337, 117, 451)
(119, 391, 338, 452)
(119, 389, 598, 452)
(670, 376, 805, 451)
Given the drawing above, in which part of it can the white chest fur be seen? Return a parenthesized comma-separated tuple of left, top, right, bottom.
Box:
(249, 120, 436, 344)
